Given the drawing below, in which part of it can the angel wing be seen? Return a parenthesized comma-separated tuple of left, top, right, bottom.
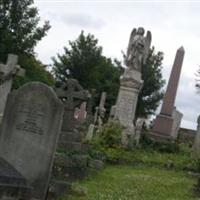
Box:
(126, 28, 137, 57)
(143, 30, 152, 63)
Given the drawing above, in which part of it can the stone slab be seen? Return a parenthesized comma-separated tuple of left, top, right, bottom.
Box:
(0, 82, 64, 200)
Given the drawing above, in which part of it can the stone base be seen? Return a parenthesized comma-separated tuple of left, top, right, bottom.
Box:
(152, 114, 174, 138)
(121, 126, 135, 148)
(148, 131, 174, 142)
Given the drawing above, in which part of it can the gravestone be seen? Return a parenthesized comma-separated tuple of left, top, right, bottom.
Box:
(171, 107, 183, 139)
(0, 54, 25, 120)
(193, 115, 200, 157)
(74, 102, 87, 123)
(114, 27, 151, 147)
(85, 124, 95, 141)
(0, 82, 64, 200)
(56, 79, 90, 151)
(135, 118, 145, 146)
(94, 92, 107, 128)
(152, 47, 185, 140)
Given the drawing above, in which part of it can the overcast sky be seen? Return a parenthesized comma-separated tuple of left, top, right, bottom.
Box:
(34, 0, 200, 130)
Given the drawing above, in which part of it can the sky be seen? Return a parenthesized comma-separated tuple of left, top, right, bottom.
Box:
(34, 0, 200, 130)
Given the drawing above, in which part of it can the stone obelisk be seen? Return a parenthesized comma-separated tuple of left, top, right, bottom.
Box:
(152, 47, 185, 140)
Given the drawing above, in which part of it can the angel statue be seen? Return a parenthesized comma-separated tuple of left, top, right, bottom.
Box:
(124, 27, 151, 72)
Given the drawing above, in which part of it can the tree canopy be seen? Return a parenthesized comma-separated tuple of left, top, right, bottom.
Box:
(136, 47, 165, 118)
(0, 0, 53, 87)
(52, 31, 124, 111)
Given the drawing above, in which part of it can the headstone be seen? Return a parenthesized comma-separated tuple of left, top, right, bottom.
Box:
(56, 79, 90, 151)
(171, 107, 183, 139)
(74, 102, 87, 123)
(0, 54, 25, 117)
(94, 92, 107, 128)
(114, 27, 151, 147)
(56, 79, 89, 131)
(152, 47, 185, 140)
(85, 124, 95, 141)
(135, 118, 145, 146)
(0, 82, 64, 200)
(192, 115, 200, 157)
(109, 105, 117, 120)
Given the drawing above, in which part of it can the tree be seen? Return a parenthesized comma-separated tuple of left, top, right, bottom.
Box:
(52, 31, 123, 111)
(136, 47, 165, 118)
(0, 0, 50, 62)
(0, 0, 53, 88)
(13, 55, 55, 89)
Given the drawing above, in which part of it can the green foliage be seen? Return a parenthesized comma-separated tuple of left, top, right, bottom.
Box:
(12, 55, 54, 89)
(0, 0, 53, 89)
(93, 121, 123, 148)
(136, 47, 165, 118)
(140, 133, 180, 153)
(52, 31, 123, 112)
(0, 0, 50, 62)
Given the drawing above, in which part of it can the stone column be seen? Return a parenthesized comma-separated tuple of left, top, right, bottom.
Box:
(152, 47, 185, 140)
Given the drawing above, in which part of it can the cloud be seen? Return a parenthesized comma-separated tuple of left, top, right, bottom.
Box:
(60, 13, 106, 29)
(34, 2, 200, 129)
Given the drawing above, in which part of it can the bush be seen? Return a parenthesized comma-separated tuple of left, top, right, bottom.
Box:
(94, 121, 123, 148)
(140, 133, 180, 153)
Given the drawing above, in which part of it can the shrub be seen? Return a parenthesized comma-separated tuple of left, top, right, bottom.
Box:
(95, 120, 123, 148)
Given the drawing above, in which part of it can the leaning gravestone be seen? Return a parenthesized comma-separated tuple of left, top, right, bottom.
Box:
(0, 82, 64, 200)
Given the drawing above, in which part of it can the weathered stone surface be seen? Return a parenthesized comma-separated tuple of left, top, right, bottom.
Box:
(0, 54, 25, 116)
(135, 118, 145, 146)
(85, 124, 95, 141)
(171, 108, 183, 139)
(0, 82, 64, 200)
(0, 158, 31, 200)
(88, 159, 104, 170)
(193, 115, 200, 157)
(114, 69, 143, 147)
(152, 47, 185, 139)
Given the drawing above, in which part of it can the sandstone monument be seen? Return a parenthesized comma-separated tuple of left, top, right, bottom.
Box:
(114, 27, 151, 147)
(152, 47, 185, 140)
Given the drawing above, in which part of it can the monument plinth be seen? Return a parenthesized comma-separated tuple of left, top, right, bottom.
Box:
(152, 47, 185, 140)
(114, 27, 151, 147)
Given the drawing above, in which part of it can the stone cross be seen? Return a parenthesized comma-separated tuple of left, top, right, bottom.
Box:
(56, 79, 89, 131)
(0, 54, 25, 115)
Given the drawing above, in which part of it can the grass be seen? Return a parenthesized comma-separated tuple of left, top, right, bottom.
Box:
(63, 165, 198, 200)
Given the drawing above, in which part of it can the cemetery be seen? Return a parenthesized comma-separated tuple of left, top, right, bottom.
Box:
(1, 1, 200, 200)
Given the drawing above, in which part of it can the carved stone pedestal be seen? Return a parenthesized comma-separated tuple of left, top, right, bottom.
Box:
(114, 69, 143, 147)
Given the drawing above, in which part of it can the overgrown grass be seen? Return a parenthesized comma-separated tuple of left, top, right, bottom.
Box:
(63, 165, 197, 200)
(89, 144, 199, 172)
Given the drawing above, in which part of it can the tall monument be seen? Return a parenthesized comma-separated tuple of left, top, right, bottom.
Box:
(152, 47, 185, 140)
(114, 27, 151, 147)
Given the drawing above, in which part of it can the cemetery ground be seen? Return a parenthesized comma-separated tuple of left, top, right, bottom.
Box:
(58, 141, 200, 200)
